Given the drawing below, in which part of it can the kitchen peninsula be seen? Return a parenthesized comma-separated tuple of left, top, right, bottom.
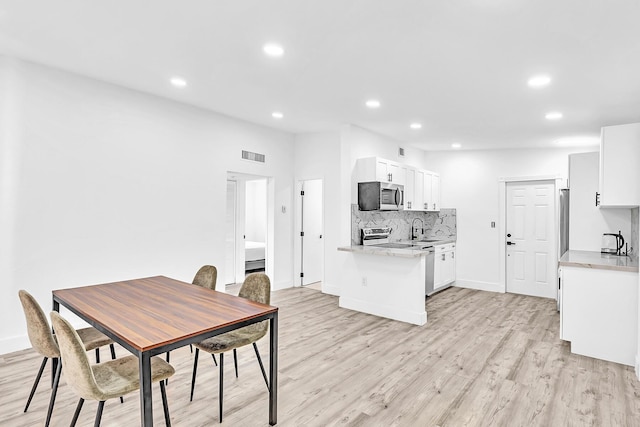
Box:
(337, 207, 457, 326)
(338, 243, 432, 325)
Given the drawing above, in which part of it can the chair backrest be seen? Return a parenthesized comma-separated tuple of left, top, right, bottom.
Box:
(50, 312, 103, 401)
(238, 273, 271, 338)
(18, 290, 60, 358)
(192, 265, 217, 290)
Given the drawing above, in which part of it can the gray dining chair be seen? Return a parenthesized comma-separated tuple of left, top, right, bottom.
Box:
(166, 265, 218, 365)
(50, 311, 175, 426)
(18, 290, 119, 427)
(189, 272, 271, 422)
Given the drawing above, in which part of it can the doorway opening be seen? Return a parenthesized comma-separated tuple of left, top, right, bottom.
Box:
(297, 179, 324, 288)
(503, 179, 558, 299)
(226, 172, 273, 287)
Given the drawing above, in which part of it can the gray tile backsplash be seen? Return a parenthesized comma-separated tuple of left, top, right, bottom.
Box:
(351, 205, 457, 245)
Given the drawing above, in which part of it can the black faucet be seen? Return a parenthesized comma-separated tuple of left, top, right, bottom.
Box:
(411, 218, 424, 240)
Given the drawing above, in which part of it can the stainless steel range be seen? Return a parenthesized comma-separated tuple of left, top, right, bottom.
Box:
(361, 226, 392, 246)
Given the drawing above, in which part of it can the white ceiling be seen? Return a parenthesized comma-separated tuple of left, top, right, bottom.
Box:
(0, 0, 639, 151)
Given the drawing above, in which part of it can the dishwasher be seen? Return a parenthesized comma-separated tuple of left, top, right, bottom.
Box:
(424, 249, 435, 296)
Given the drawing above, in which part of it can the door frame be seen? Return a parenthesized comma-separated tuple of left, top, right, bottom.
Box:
(294, 177, 325, 288)
(227, 172, 274, 285)
(498, 175, 564, 295)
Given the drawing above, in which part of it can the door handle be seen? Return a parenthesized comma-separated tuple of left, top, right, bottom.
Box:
(507, 241, 516, 245)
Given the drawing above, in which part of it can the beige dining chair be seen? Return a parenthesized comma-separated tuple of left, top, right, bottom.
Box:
(18, 290, 119, 427)
(189, 272, 271, 422)
(50, 311, 176, 426)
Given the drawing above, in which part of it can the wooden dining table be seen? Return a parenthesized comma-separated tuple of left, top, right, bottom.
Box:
(52, 275, 279, 426)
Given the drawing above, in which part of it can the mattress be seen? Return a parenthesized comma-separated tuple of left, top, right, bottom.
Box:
(245, 241, 266, 261)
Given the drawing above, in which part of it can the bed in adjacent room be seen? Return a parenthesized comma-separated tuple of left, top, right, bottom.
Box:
(245, 240, 265, 272)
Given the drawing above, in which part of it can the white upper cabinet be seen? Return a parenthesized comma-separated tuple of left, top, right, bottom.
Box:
(423, 171, 440, 211)
(598, 122, 640, 207)
(357, 157, 406, 185)
(356, 157, 441, 211)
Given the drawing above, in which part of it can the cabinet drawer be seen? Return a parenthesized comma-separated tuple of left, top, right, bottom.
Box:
(434, 243, 455, 253)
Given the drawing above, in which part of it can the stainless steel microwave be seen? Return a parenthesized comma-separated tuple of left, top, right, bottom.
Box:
(358, 181, 404, 211)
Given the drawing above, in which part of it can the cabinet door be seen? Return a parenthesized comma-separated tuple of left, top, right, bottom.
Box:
(388, 163, 406, 185)
(415, 169, 425, 211)
(405, 168, 415, 210)
(423, 172, 433, 211)
(431, 173, 441, 211)
(599, 123, 640, 206)
(376, 159, 391, 182)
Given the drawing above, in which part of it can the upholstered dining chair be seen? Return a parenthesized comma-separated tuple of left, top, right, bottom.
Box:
(165, 265, 219, 365)
(18, 290, 119, 427)
(50, 311, 175, 426)
(190, 272, 271, 422)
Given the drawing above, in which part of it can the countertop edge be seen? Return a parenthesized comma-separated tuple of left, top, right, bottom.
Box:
(337, 245, 432, 258)
(558, 250, 639, 273)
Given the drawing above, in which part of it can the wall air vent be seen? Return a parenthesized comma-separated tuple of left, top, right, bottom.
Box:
(242, 150, 266, 163)
(398, 147, 405, 157)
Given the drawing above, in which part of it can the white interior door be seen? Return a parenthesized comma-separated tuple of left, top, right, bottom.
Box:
(301, 179, 324, 285)
(506, 181, 557, 298)
(224, 180, 237, 285)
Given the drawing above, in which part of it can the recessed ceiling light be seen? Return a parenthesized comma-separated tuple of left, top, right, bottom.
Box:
(170, 77, 187, 88)
(545, 111, 563, 120)
(365, 100, 381, 109)
(451, 143, 462, 149)
(410, 123, 422, 129)
(528, 75, 551, 88)
(263, 44, 284, 57)
(272, 111, 284, 119)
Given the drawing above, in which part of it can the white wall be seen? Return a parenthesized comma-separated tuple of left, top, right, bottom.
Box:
(0, 57, 295, 353)
(569, 152, 631, 252)
(293, 131, 342, 294)
(245, 179, 267, 242)
(427, 146, 596, 292)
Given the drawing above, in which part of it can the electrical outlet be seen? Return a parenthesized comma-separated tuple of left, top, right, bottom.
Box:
(361, 277, 368, 286)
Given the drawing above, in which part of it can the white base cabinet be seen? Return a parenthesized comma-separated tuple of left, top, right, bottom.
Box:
(559, 265, 638, 366)
(433, 243, 456, 292)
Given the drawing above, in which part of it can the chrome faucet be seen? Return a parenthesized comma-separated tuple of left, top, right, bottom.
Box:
(411, 218, 424, 240)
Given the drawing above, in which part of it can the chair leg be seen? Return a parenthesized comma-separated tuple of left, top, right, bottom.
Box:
(95, 348, 100, 363)
(219, 352, 224, 423)
(190, 348, 199, 401)
(233, 348, 238, 378)
(212, 353, 218, 366)
(253, 343, 269, 390)
(160, 380, 171, 427)
(44, 358, 62, 427)
(24, 356, 48, 412)
(190, 344, 193, 353)
(94, 400, 105, 427)
(70, 398, 84, 427)
(107, 345, 124, 403)
(165, 351, 170, 384)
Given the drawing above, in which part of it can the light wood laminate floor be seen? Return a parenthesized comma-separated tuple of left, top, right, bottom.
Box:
(2, 286, 640, 426)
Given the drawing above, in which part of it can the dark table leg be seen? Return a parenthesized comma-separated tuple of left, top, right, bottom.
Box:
(52, 299, 60, 387)
(139, 352, 153, 426)
(269, 312, 278, 425)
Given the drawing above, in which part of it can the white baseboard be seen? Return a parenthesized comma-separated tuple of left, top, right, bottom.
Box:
(454, 279, 504, 293)
(321, 282, 340, 296)
(0, 335, 30, 355)
(339, 296, 426, 326)
(273, 279, 292, 291)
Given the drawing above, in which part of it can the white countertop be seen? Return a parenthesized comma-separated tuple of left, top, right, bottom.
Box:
(337, 239, 455, 258)
(559, 250, 639, 273)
